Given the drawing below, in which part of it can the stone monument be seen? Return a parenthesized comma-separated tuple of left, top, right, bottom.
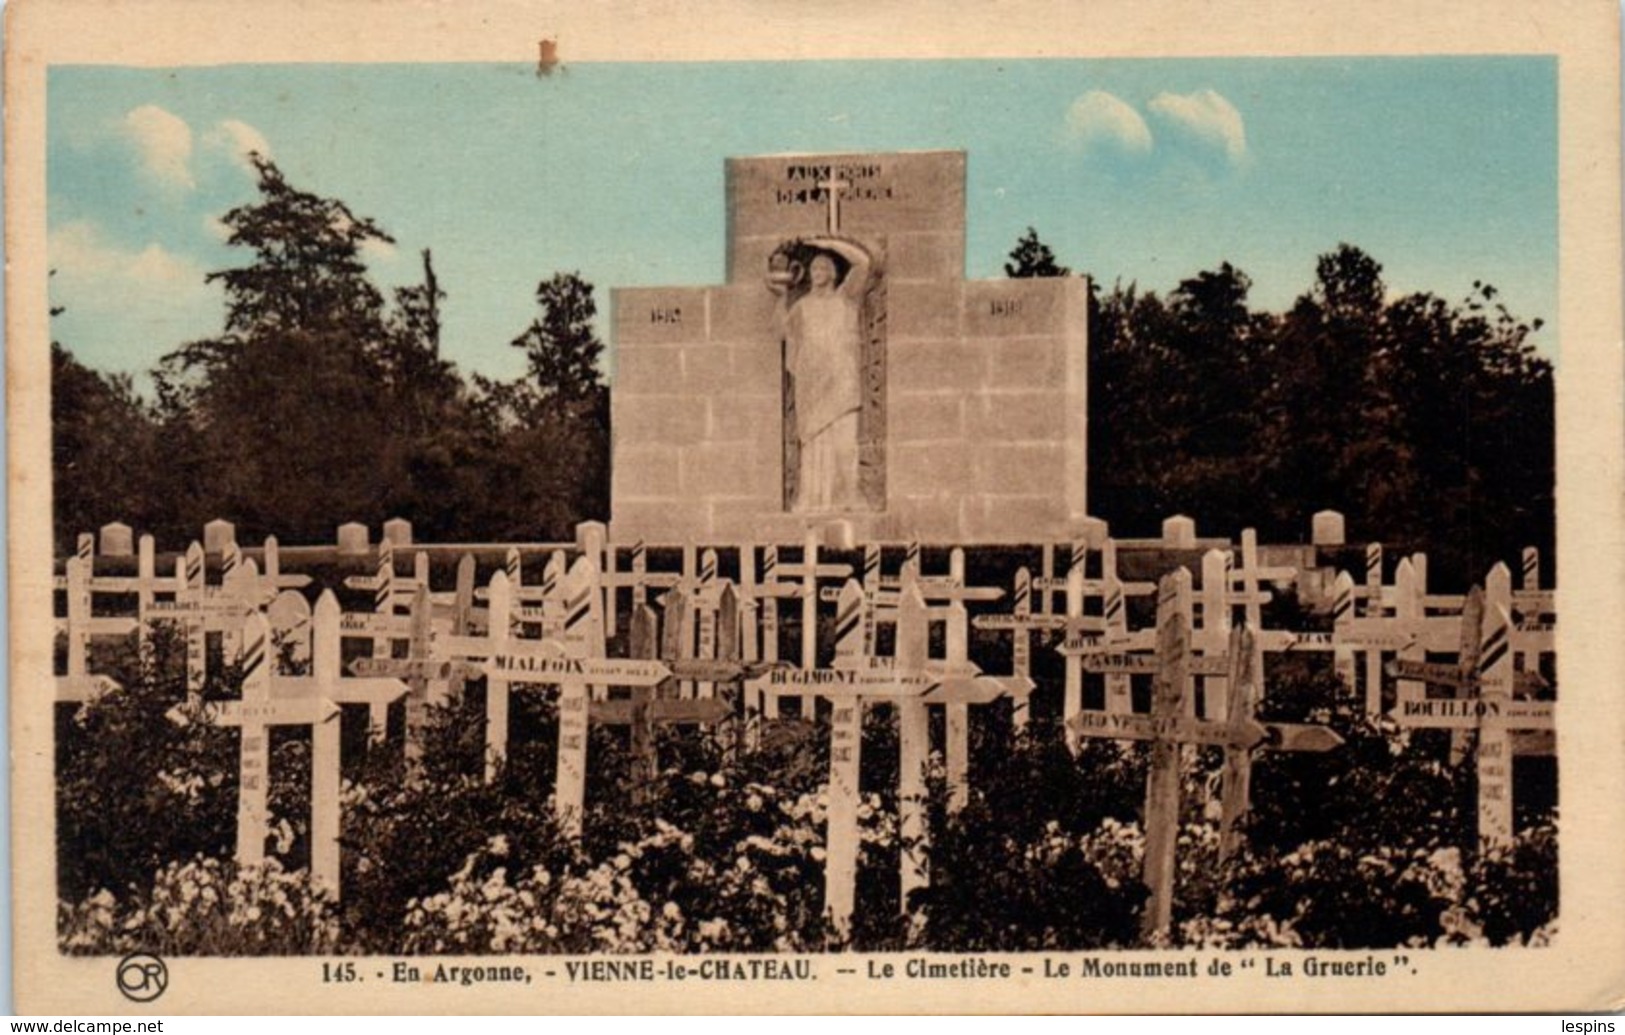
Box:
(611, 150, 1088, 543)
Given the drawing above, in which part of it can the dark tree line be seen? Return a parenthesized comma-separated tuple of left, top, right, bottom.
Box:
(53, 182, 1552, 591)
(1018, 232, 1551, 589)
(53, 156, 608, 549)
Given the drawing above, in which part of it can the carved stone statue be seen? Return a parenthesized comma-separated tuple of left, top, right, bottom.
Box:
(768, 236, 874, 512)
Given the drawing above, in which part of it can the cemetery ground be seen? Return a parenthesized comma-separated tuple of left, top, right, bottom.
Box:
(53, 544, 1558, 956)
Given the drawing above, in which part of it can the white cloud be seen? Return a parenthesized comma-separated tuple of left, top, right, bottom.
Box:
(122, 105, 195, 189)
(51, 221, 204, 287)
(49, 220, 221, 373)
(1064, 91, 1153, 155)
(202, 214, 232, 242)
(208, 118, 273, 171)
(1148, 89, 1249, 165)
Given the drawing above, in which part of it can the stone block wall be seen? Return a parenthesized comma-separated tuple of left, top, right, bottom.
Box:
(867, 275, 1088, 543)
(611, 275, 1088, 544)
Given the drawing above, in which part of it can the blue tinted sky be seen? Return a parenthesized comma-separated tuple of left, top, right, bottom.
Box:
(48, 58, 1557, 384)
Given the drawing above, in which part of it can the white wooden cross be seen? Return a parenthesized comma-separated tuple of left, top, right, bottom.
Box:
(597, 540, 684, 608)
(174, 611, 342, 892)
(1041, 539, 1157, 730)
(55, 556, 139, 687)
(349, 585, 485, 778)
(340, 541, 432, 738)
(1058, 564, 1157, 746)
(1067, 571, 1343, 941)
(144, 544, 257, 702)
(255, 535, 314, 602)
(1387, 570, 1553, 846)
(969, 566, 1052, 730)
(745, 577, 1029, 940)
(601, 603, 735, 804)
(1193, 530, 1296, 718)
(197, 593, 409, 895)
(53, 535, 181, 626)
(1328, 560, 1463, 716)
(744, 532, 852, 717)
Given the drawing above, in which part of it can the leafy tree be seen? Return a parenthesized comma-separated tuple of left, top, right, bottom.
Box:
(456, 271, 610, 540)
(510, 272, 607, 406)
(1256, 245, 1402, 542)
(1256, 245, 1552, 583)
(1083, 242, 1552, 580)
(151, 156, 463, 543)
(373, 250, 481, 540)
(203, 155, 392, 340)
(1087, 263, 1276, 535)
(51, 343, 164, 553)
(1005, 226, 1070, 278)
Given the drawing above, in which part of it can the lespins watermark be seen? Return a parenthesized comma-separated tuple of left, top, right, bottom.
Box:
(115, 954, 168, 1004)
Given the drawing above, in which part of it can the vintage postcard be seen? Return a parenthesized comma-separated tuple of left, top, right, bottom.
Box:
(7, 0, 1623, 1015)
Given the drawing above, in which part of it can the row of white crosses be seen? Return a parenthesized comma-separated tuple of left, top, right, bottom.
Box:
(373, 558, 759, 826)
(746, 571, 1033, 941)
(593, 532, 846, 709)
(59, 543, 249, 706)
(1048, 533, 1283, 747)
(56, 530, 312, 703)
(1326, 545, 1555, 718)
(58, 523, 1556, 710)
(356, 557, 745, 808)
(410, 555, 678, 835)
(600, 534, 1011, 713)
(58, 521, 1557, 902)
(1018, 528, 1557, 736)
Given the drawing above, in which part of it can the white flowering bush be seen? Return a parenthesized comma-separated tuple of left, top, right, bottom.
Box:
(396, 778, 893, 953)
(60, 856, 340, 956)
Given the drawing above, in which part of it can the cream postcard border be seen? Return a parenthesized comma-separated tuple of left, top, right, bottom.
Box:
(6, 0, 1622, 1015)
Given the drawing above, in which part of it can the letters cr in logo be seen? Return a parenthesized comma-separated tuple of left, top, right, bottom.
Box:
(117, 953, 168, 1003)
